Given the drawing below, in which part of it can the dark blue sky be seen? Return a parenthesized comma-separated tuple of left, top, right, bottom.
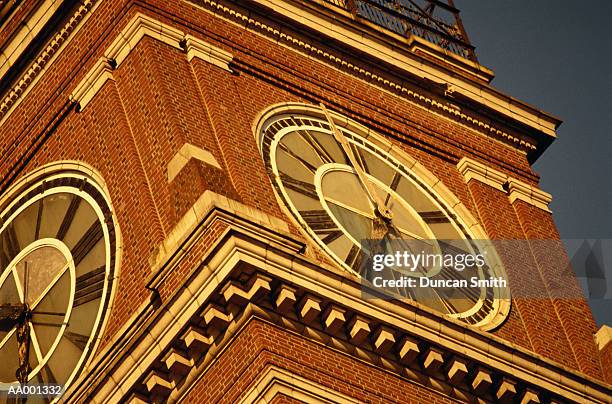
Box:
(456, 1, 612, 326)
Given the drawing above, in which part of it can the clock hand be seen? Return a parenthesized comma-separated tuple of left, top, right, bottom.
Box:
(320, 103, 393, 221)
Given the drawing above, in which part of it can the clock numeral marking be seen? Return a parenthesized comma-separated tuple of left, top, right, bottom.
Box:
(300, 210, 344, 244)
(386, 172, 402, 205)
(278, 142, 318, 173)
(300, 130, 334, 164)
(56, 195, 81, 240)
(64, 331, 89, 351)
(279, 173, 318, 200)
(321, 231, 344, 245)
(5, 223, 20, 260)
(74, 265, 105, 307)
(419, 211, 450, 224)
(345, 244, 365, 272)
(389, 172, 401, 191)
(0, 248, 7, 269)
(34, 200, 43, 240)
(478, 299, 494, 322)
(71, 222, 103, 266)
(436, 265, 480, 302)
(301, 210, 336, 231)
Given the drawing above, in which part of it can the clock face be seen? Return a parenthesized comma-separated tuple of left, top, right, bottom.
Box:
(259, 109, 508, 328)
(0, 172, 116, 391)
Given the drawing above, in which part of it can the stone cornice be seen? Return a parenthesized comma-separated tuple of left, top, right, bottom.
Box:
(2, 1, 549, 161)
(167, 143, 222, 182)
(104, 12, 184, 67)
(457, 157, 552, 212)
(147, 190, 297, 288)
(456, 156, 508, 192)
(63, 194, 611, 403)
(70, 13, 234, 111)
(279, 0, 562, 135)
(507, 178, 554, 213)
(184, 0, 560, 161)
(183, 34, 233, 71)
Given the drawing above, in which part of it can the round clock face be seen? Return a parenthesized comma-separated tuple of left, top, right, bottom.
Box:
(0, 172, 116, 390)
(259, 109, 508, 328)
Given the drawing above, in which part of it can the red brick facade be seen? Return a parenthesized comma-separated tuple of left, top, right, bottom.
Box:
(0, 0, 610, 402)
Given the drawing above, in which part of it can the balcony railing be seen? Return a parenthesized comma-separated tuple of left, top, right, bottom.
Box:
(320, 0, 477, 62)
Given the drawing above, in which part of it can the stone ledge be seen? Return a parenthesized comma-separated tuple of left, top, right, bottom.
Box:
(457, 157, 552, 212)
(167, 143, 222, 183)
(147, 189, 294, 281)
(596, 325, 611, 351)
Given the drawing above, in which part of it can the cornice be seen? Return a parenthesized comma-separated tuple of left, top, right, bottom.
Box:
(167, 142, 222, 182)
(456, 156, 508, 192)
(185, 0, 549, 158)
(0, 0, 543, 160)
(104, 12, 184, 67)
(69, 13, 234, 111)
(457, 157, 552, 212)
(2, 1, 549, 161)
(146, 189, 296, 288)
(64, 193, 611, 403)
(260, 0, 562, 136)
(69, 58, 115, 111)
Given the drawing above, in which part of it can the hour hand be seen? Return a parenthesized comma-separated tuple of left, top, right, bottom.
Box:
(319, 103, 393, 221)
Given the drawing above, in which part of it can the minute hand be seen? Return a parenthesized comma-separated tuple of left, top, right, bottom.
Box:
(320, 103, 393, 220)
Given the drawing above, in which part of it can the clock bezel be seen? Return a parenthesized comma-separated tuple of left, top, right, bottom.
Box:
(0, 161, 120, 390)
(255, 103, 511, 331)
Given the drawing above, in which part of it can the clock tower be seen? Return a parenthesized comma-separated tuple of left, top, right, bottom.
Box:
(0, 0, 610, 402)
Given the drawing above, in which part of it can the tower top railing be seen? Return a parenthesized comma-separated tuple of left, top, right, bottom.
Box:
(319, 0, 477, 62)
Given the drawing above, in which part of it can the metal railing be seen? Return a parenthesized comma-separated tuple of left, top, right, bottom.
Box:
(320, 0, 477, 61)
